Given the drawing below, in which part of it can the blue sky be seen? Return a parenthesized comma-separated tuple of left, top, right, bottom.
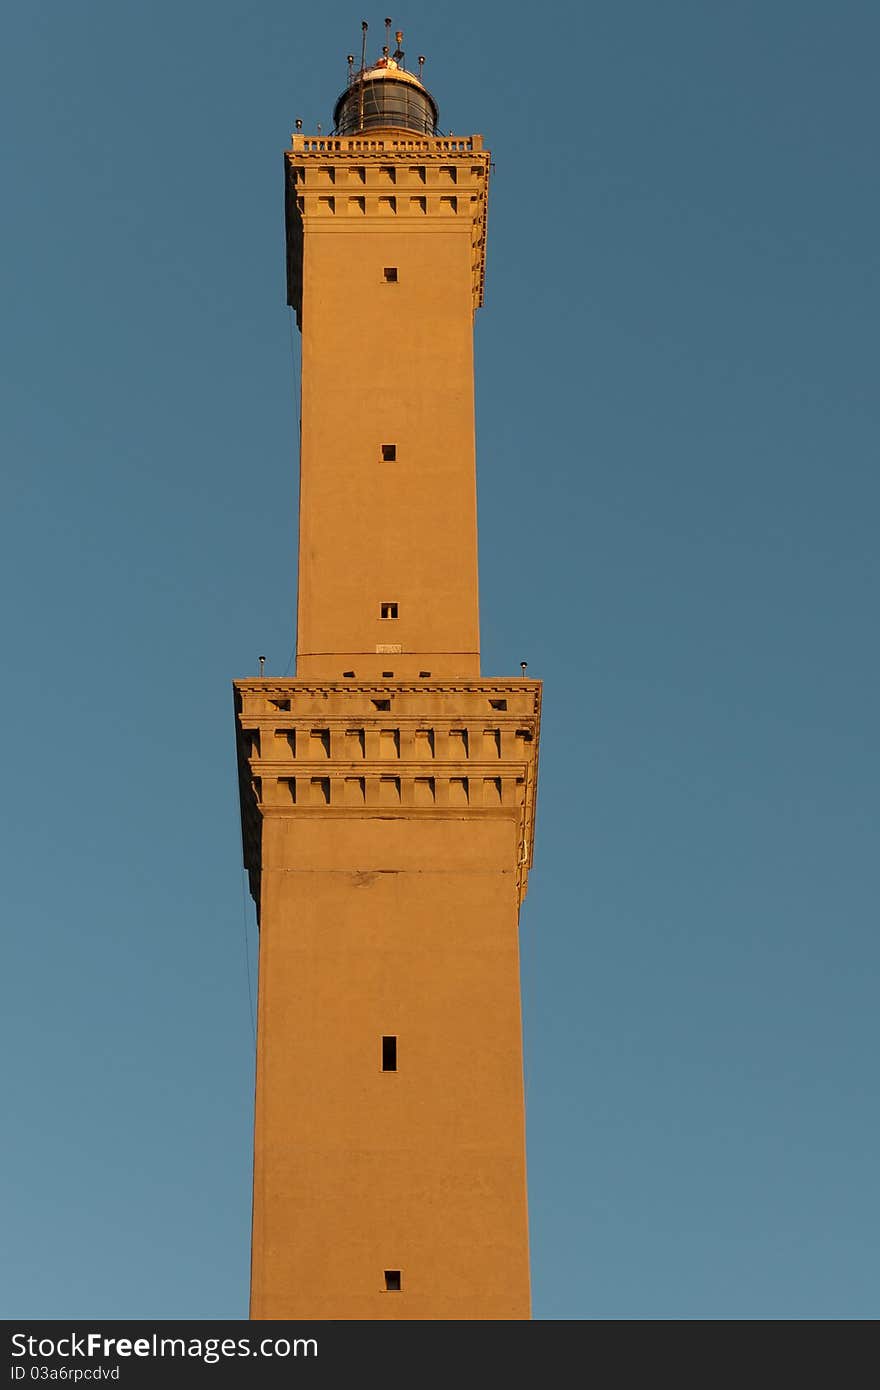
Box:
(2, 1, 878, 1319)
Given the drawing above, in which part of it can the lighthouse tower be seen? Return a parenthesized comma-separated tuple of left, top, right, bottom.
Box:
(234, 26, 541, 1320)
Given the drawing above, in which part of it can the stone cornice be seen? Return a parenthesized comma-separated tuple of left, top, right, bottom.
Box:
(234, 677, 538, 703)
(284, 139, 490, 319)
(234, 679, 541, 909)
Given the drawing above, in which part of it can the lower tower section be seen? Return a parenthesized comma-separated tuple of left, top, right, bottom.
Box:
(235, 678, 540, 1319)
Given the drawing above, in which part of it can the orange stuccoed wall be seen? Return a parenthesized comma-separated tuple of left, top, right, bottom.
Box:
(234, 105, 541, 1321)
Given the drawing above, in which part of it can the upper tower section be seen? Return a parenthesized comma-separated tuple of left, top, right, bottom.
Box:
(284, 24, 491, 683)
(285, 18, 489, 327)
(334, 21, 438, 136)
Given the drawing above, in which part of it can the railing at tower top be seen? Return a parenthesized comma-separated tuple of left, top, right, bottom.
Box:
(291, 134, 483, 154)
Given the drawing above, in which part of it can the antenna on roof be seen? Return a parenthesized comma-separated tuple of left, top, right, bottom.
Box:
(347, 53, 355, 85)
(384, 17, 392, 58)
(359, 20, 368, 130)
(418, 54, 425, 78)
(393, 29, 405, 64)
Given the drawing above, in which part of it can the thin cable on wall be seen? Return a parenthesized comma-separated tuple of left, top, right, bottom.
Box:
(241, 868, 257, 1048)
(286, 306, 302, 674)
(287, 307, 301, 435)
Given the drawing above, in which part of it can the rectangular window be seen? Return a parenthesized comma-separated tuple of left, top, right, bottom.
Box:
(414, 776, 435, 805)
(384, 1270, 401, 1292)
(382, 1036, 397, 1071)
(344, 728, 365, 757)
(449, 728, 469, 757)
(381, 443, 397, 461)
(483, 776, 502, 805)
(449, 777, 469, 806)
(383, 266, 398, 282)
(310, 776, 330, 805)
(344, 776, 365, 805)
(378, 775, 400, 804)
(380, 602, 399, 619)
(310, 728, 330, 757)
(379, 729, 400, 758)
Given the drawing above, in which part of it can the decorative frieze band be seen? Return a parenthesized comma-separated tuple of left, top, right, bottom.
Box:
(284, 141, 490, 315)
(234, 679, 541, 905)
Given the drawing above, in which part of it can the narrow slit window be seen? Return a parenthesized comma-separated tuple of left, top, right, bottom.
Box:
(381, 443, 397, 462)
(382, 670, 394, 678)
(384, 1270, 401, 1292)
(382, 1035, 397, 1071)
(380, 602, 399, 620)
(383, 266, 398, 282)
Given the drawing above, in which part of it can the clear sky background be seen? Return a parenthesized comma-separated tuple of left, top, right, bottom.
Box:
(2, 1, 878, 1321)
